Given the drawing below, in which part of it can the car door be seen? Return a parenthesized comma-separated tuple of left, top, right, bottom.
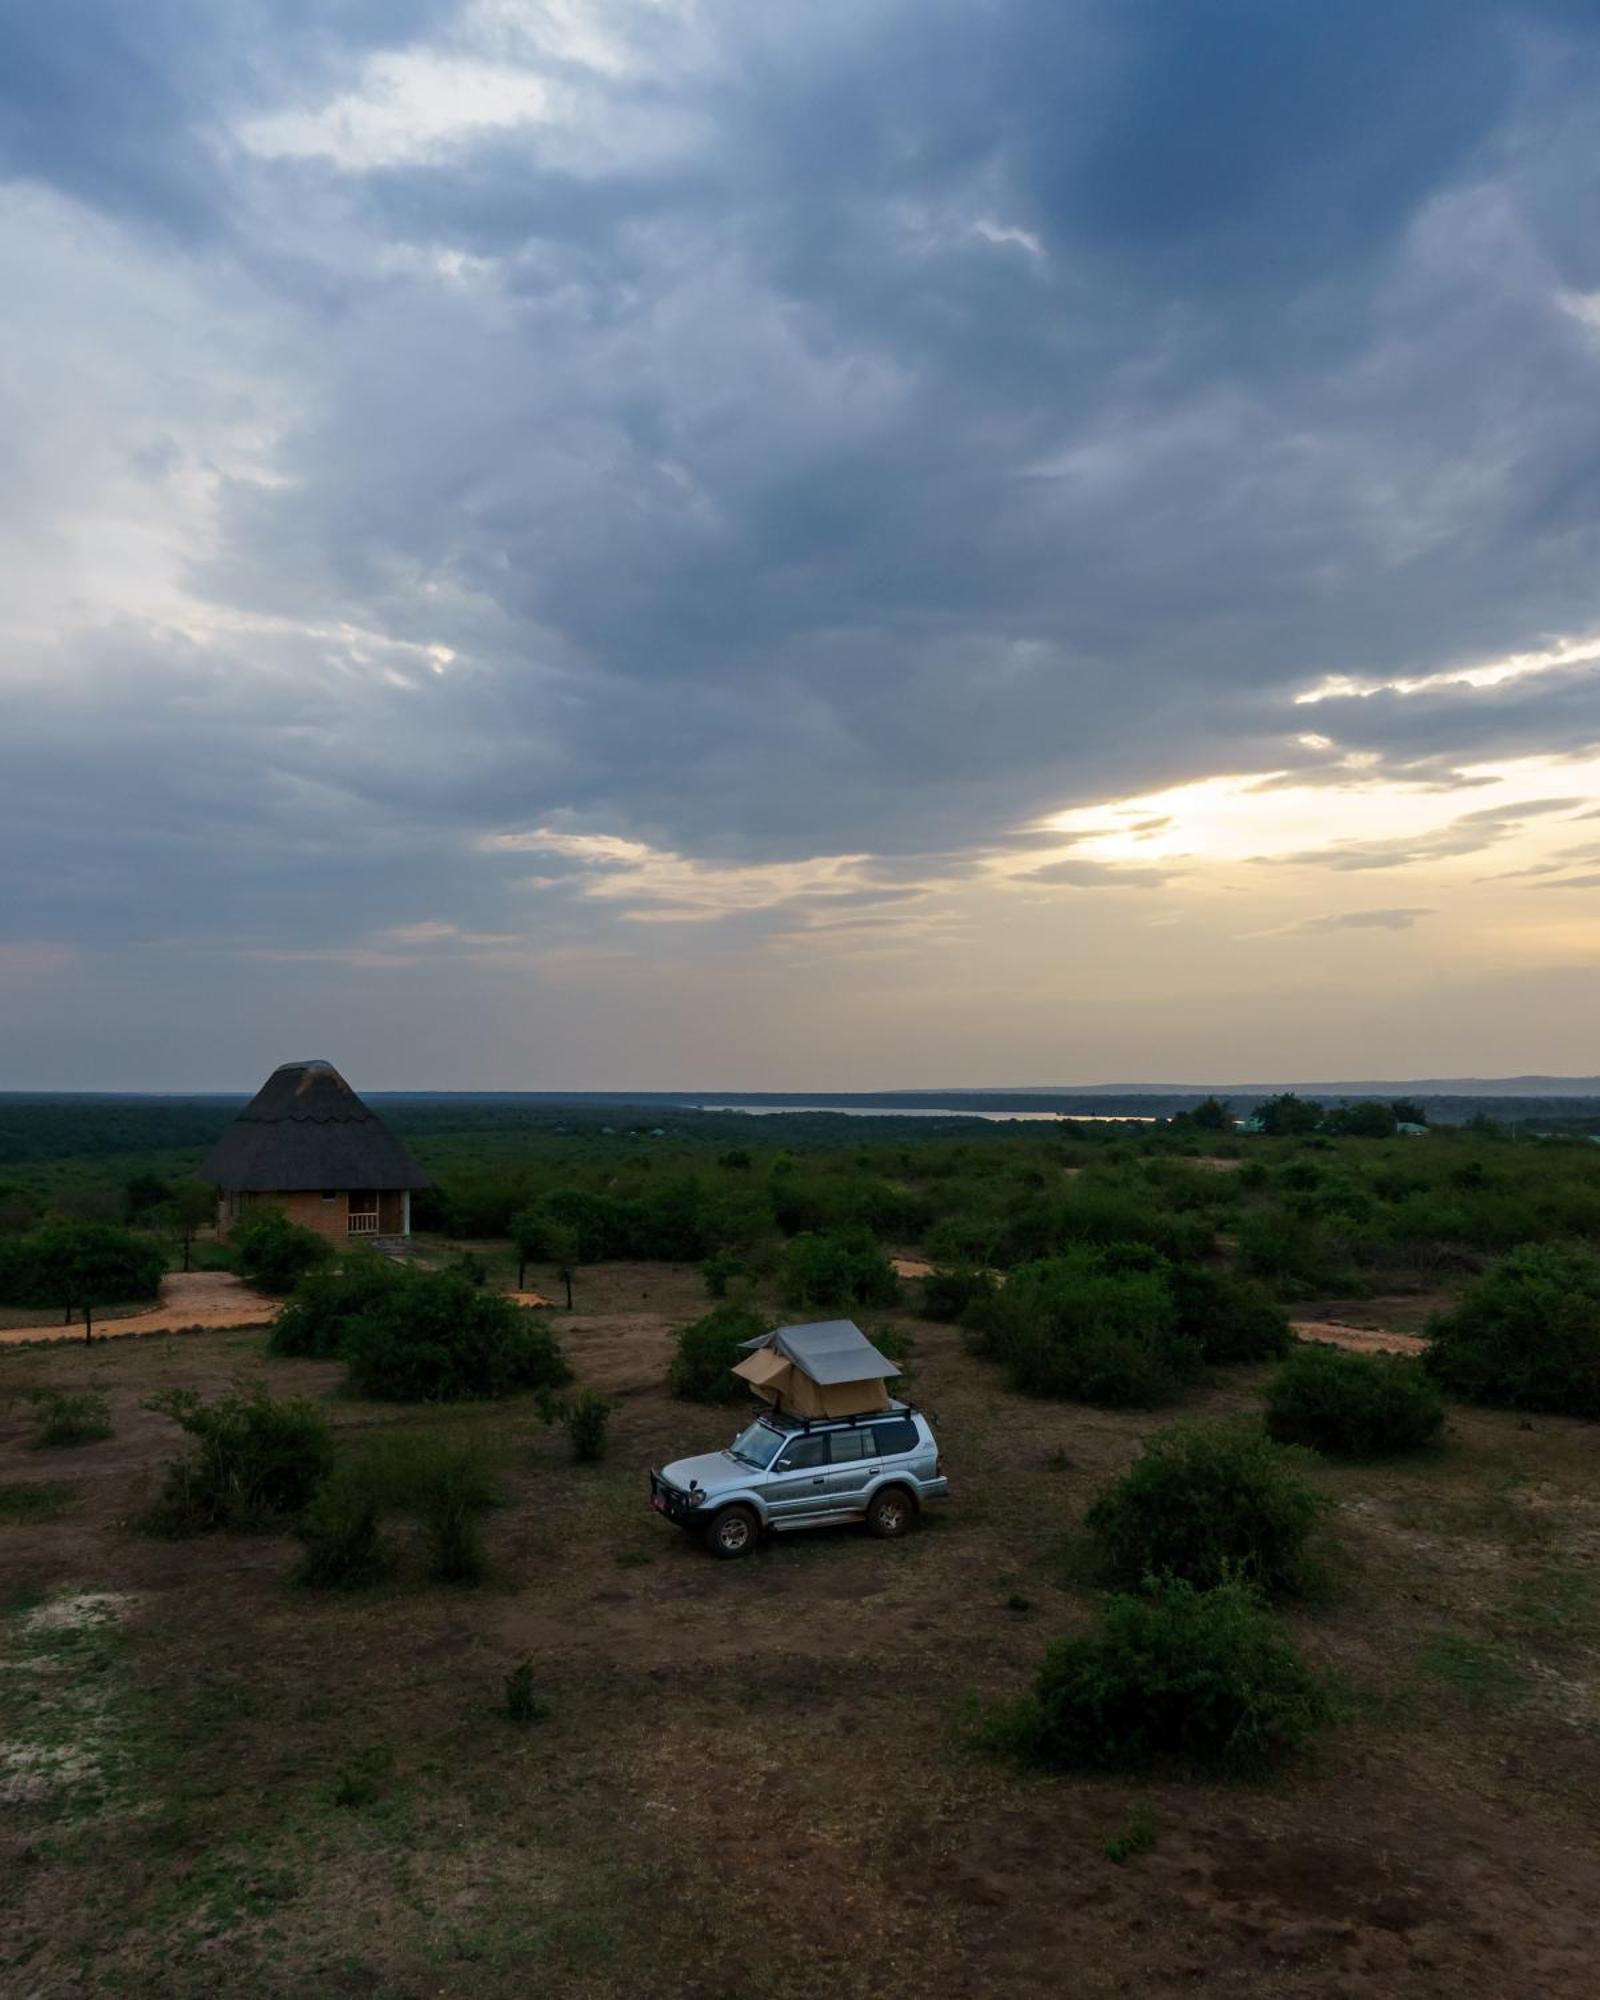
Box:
(760, 1434, 831, 1520)
(821, 1426, 880, 1508)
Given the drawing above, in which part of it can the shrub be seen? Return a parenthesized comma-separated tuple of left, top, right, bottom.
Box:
(294, 1475, 392, 1589)
(232, 1210, 333, 1294)
(701, 1248, 749, 1299)
(342, 1271, 571, 1403)
(668, 1301, 767, 1403)
(1266, 1346, 1444, 1458)
(565, 1390, 611, 1462)
(504, 1659, 550, 1724)
(268, 1253, 402, 1358)
(145, 1384, 334, 1535)
(780, 1229, 899, 1313)
(999, 1578, 1328, 1775)
(921, 1266, 996, 1322)
(297, 1432, 497, 1588)
(1167, 1265, 1292, 1365)
(1426, 1244, 1600, 1418)
(1085, 1421, 1324, 1597)
(967, 1251, 1199, 1408)
(28, 1388, 113, 1448)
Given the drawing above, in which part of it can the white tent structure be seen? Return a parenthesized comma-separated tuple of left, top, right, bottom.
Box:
(733, 1319, 902, 1419)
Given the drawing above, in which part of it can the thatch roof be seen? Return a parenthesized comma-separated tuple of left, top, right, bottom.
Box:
(201, 1060, 431, 1193)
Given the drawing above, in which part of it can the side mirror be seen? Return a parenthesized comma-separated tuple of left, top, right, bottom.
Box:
(775, 1457, 794, 1472)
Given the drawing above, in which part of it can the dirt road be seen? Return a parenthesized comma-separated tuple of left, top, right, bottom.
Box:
(0, 1270, 279, 1348)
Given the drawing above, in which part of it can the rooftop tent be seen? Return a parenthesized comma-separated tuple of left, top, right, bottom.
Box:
(733, 1318, 901, 1419)
(200, 1060, 431, 1194)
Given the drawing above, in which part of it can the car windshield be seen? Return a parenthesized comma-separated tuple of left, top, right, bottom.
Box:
(727, 1419, 784, 1469)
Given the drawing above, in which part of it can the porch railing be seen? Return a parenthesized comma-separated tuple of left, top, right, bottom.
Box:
(348, 1211, 380, 1235)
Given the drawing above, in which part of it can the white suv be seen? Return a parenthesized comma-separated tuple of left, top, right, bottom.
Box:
(649, 1403, 949, 1558)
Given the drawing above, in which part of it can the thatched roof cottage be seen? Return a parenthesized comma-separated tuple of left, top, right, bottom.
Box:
(201, 1060, 430, 1250)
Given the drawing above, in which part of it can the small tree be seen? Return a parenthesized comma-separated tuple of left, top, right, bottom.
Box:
(165, 1181, 217, 1274)
(1254, 1093, 1324, 1138)
(509, 1207, 545, 1292)
(15, 1222, 167, 1341)
(1189, 1096, 1234, 1132)
(544, 1221, 580, 1311)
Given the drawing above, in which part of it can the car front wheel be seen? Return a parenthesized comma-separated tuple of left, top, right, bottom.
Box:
(705, 1504, 759, 1559)
(866, 1486, 917, 1539)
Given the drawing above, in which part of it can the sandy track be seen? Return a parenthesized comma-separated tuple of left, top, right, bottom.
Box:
(1293, 1319, 1429, 1358)
(0, 1270, 280, 1348)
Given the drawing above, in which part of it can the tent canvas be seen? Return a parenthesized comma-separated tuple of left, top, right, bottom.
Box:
(732, 1318, 900, 1418)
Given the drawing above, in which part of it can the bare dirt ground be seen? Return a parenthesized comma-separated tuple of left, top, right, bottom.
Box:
(2, 1258, 1598, 1999)
(0, 1271, 281, 1350)
(1292, 1320, 1431, 1358)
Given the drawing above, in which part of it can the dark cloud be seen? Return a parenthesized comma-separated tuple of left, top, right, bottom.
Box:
(3, 0, 1600, 1068)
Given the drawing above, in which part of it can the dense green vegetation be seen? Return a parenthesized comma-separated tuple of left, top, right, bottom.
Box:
(1266, 1347, 1445, 1458)
(1426, 1244, 1600, 1418)
(1084, 1421, 1325, 1597)
(143, 1385, 335, 1535)
(994, 1576, 1330, 1775)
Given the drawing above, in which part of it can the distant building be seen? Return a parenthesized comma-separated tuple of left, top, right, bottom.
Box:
(1396, 1122, 1428, 1137)
(201, 1059, 430, 1251)
(1240, 1114, 1267, 1135)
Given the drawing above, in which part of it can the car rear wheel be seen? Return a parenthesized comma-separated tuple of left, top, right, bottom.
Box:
(866, 1485, 917, 1539)
(705, 1504, 759, 1559)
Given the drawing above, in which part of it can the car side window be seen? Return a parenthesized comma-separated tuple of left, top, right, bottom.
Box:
(873, 1418, 918, 1456)
(776, 1436, 827, 1471)
(828, 1429, 873, 1464)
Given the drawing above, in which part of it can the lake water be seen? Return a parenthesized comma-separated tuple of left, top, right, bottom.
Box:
(690, 1103, 1157, 1123)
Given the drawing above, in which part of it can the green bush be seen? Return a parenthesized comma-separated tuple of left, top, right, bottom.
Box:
(1085, 1421, 1324, 1597)
(1426, 1244, 1600, 1418)
(268, 1253, 403, 1358)
(668, 1301, 768, 1403)
(565, 1390, 611, 1462)
(145, 1384, 334, 1535)
(232, 1210, 333, 1294)
(998, 1577, 1328, 1774)
(921, 1266, 996, 1322)
(299, 1432, 498, 1587)
(1266, 1346, 1444, 1458)
(342, 1271, 571, 1403)
(1167, 1264, 1292, 1364)
(504, 1659, 550, 1724)
(0, 1221, 166, 1312)
(967, 1251, 1199, 1408)
(780, 1229, 899, 1313)
(701, 1249, 750, 1299)
(294, 1475, 392, 1589)
(28, 1388, 113, 1448)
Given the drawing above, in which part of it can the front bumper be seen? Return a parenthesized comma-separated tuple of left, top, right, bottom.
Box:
(648, 1468, 704, 1528)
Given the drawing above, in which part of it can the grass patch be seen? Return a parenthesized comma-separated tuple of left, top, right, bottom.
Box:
(1103, 1804, 1159, 1864)
(27, 1388, 114, 1448)
(0, 1479, 76, 1520)
(1417, 1632, 1527, 1705)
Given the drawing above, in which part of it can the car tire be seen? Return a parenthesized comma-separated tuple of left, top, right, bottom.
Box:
(705, 1504, 759, 1559)
(866, 1485, 918, 1539)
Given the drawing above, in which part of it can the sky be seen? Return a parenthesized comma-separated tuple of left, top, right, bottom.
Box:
(3, 0, 1600, 1092)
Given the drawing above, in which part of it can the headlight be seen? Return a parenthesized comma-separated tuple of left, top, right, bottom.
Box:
(688, 1484, 707, 1507)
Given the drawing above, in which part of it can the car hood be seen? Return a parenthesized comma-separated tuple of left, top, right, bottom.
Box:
(661, 1450, 750, 1494)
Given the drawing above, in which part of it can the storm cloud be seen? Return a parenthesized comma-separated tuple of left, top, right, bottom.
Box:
(4, 1, 1600, 1085)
